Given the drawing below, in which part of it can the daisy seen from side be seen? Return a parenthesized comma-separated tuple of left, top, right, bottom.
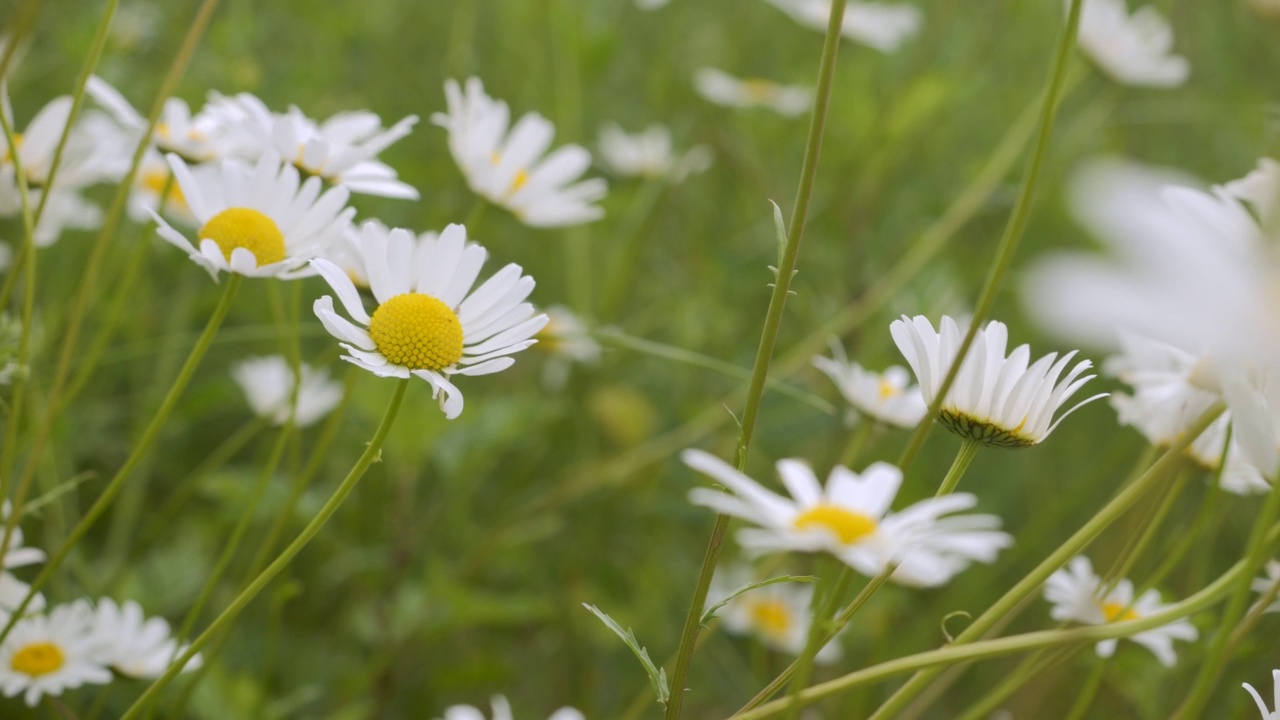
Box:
(231, 355, 344, 428)
(812, 338, 926, 429)
(693, 68, 813, 117)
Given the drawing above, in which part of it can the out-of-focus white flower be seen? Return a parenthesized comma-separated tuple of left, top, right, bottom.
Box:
(0, 600, 111, 706)
(231, 355, 344, 428)
(597, 123, 712, 182)
(87, 76, 233, 162)
(536, 306, 600, 392)
(635, 0, 672, 8)
(0, 502, 45, 615)
(1075, 0, 1189, 87)
(1044, 556, 1197, 666)
(890, 315, 1105, 448)
(1244, 669, 1280, 720)
(710, 565, 841, 663)
(813, 339, 926, 429)
(127, 149, 200, 225)
(684, 450, 1011, 586)
(89, 598, 200, 678)
(1251, 560, 1280, 614)
(693, 68, 813, 117)
(435, 696, 585, 720)
(762, 0, 923, 53)
(1226, 157, 1280, 229)
(432, 77, 607, 227)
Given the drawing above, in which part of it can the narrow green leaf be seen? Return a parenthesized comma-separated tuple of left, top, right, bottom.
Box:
(582, 603, 670, 706)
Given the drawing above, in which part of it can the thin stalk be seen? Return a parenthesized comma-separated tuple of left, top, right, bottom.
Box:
(1062, 658, 1107, 720)
(1103, 465, 1192, 594)
(663, 2, 848, 717)
(784, 561, 851, 720)
(836, 418, 876, 469)
(935, 438, 980, 497)
(897, 0, 1083, 473)
(952, 647, 1077, 720)
(0, 275, 242, 646)
(119, 377, 410, 720)
(599, 176, 669, 319)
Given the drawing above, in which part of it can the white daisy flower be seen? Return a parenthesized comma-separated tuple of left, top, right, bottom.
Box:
(890, 315, 1106, 448)
(89, 598, 201, 678)
(761, 0, 924, 53)
(311, 222, 548, 420)
(0, 600, 111, 706)
(1075, 0, 1189, 87)
(813, 339, 926, 429)
(1244, 669, 1280, 720)
(151, 152, 355, 281)
(431, 77, 607, 227)
(436, 695, 584, 720)
(1044, 556, 1198, 667)
(693, 68, 813, 117)
(230, 355, 344, 428)
(1250, 560, 1280, 615)
(596, 123, 712, 182)
(0, 503, 45, 615)
(710, 565, 841, 663)
(206, 91, 419, 199)
(86, 76, 233, 162)
(684, 451, 1011, 587)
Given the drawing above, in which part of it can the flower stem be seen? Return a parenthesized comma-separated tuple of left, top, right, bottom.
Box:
(118, 377, 410, 720)
(784, 561, 852, 720)
(952, 647, 1076, 720)
(935, 438, 981, 497)
(1062, 657, 1107, 720)
(897, 0, 1083, 473)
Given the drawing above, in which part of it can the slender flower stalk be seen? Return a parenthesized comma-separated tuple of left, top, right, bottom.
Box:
(118, 378, 410, 720)
(783, 560, 852, 720)
(935, 438, 981, 497)
(663, 3, 849, 717)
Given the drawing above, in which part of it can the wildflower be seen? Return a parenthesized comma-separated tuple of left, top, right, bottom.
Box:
(311, 222, 547, 419)
(812, 339, 926, 429)
(89, 599, 201, 678)
(890, 316, 1105, 448)
(151, 152, 354, 281)
(1044, 556, 1197, 666)
(230, 355, 344, 428)
(0, 600, 111, 706)
(436, 696, 585, 720)
(87, 76, 234, 162)
(693, 68, 813, 117)
(537, 306, 601, 391)
(1244, 670, 1280, 720)
(761, 0, 924, 53)
(1075, 0, 1188, 87)
(127, 150, 199, 225)
(0, 503, 45, 614)
(1250, 560, 1280, 614)
(597, 123, 712, 182)
(710, 565, 841, 663)
(432, 77, 606, 227)
(684, 451, 1011, 586)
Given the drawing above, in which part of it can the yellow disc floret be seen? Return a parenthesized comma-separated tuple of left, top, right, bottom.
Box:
(793, 504, 878, 545)
(198, 207, 286, 266)
(368, 293, 464, 371)
(746, 598, 793, 639)
(11, 642, 65, 677)
(1101, 601, 1139, 623)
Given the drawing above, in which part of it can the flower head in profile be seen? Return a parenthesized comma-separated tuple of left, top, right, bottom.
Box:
(693, 68, 813, 117)
(890, 316, 1105, 448)
(311, 222, 547, 419)
(1244, 669, 1280, 720)
(710, 565, 841, 663)
(1044, 556, 1197, 666)
(0, 600, 110, 706)
(89, 599, 201, 678)
(597, 123, 712, 183)
(436, 695, 584, 720)
(231, 355, 344, 428)
(684, 451, 1011, 587)
(762, 0, 924, 53)
(151, 152, 354, 281)
(432, 77, 607, 227)
(1075, 0, 1188, 87)
(813, 339, 926, 429)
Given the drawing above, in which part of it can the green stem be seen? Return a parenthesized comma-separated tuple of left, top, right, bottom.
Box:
(784, 561, 851, 720)
(119, 377, 410, 720)
(935, 438, 981, 497)
(1103, 465, 1192, 595)
(663, 3, 848, 717)
(1062, 657, 1107, 720)
(896, 0, 1083, 473)
(952, 647, 1076, 720)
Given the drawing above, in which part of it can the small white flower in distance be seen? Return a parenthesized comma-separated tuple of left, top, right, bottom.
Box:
(0, 600, 111, 706)
(693, 68, 813, 117)
(597, 123, 712, 182)
(151, 152, 355, 281)
(890, 316, 1105, 448)
(432, 77, 607, 227)
(89, 599, 201, 678)
(436, 695, 585, 720)
(710, 565, 841, 663)
(762, 0, 924, 53)
(1244, 669, 1280, 719)
(231, 355, 344, 428)
(684, 451, 1011, 586)
(311, 222, 547, 419)
(1075, 0, 1189, 87)
(1250, 560, 1280, 615)
(1044, 556, 1197, 666)
(813, 339, 926, 429)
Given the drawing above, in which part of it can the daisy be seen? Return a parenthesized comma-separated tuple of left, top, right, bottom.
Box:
(710, 565, 841, 663)
(1075, 0, 1188, 87)
(150, 152, 355, 281)
(693, 68, 813, 117)
(436, 696, 584, 720)
(684, 451, 1011, 587)
(890, 315, 1105, 448)
(1250, 560, 1280, 614)
(311, 222, 547, 419)
(0, 600, 111, 706)
(86, 76, 234, 162)
(1245, 670, 1280, 720)
(127, 149, 200, 225)
(0, 503, 45, 615)
(230, 355, 344, 428)
(1044, 556, 1197, 666)
(596, 123, 712, 182)
(89, 598, 201, 678)
(812, 339, 927, 429)
(431, 77, 607, 227)
(761, 0, 924, 53)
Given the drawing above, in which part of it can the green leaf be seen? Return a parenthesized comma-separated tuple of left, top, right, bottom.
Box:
(582, 603, 670, 707)
(770, 199, 787, 266)
(699, 575, 818, 627)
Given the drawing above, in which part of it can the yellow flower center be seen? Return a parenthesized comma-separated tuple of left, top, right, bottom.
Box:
(489, 152, 530, 195)
(1101, 602, 1139, 623)
(742, 79, 777, 102)
(793, 504, 878, 544)
(368, 293, 464, 371)
(198, 207, 286, 266)
(2, 133, 21, 164)
(11, 641, 65, 677)
(140, 169, 187, 211)
(877, 378, 898, 400)
(746, 598, 792, 638)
